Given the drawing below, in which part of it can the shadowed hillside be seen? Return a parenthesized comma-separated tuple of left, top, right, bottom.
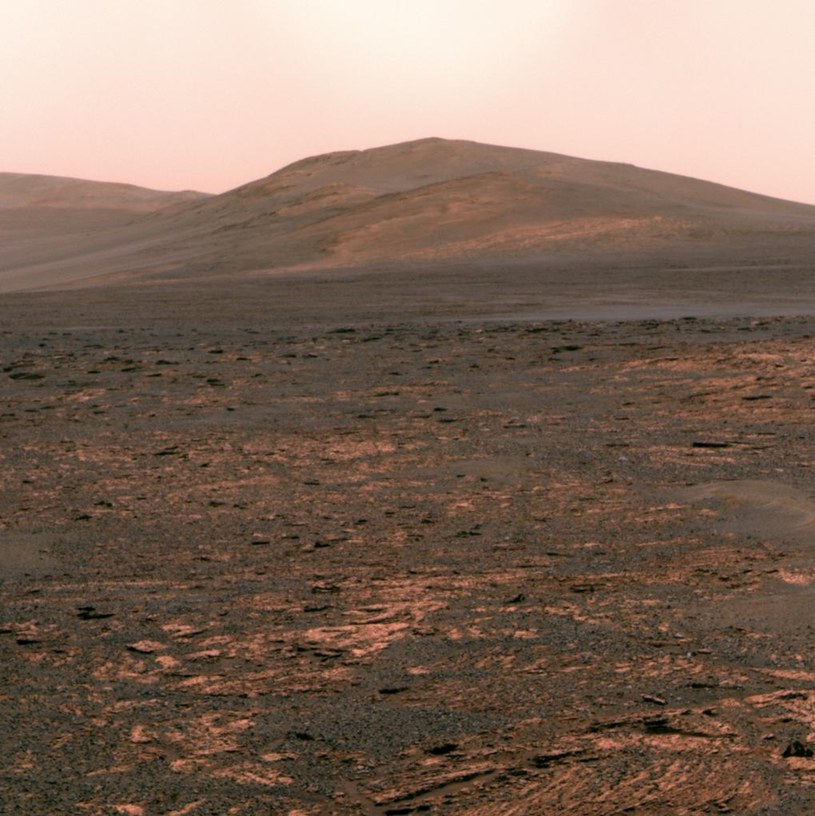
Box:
(0, 173, 210, 291)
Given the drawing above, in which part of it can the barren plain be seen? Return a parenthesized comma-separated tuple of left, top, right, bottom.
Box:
(4, 141, 815, 814)
(3, 274, 815, 814)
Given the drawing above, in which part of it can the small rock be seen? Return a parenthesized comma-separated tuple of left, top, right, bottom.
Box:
(311, 583, 340, 594)
(288, 730, 315, 741)
(783, 740, 814, 758)
(126, 640, 165, 654)
(77, 606, 114, 620)
(129, 725, 153, 744)
(426, 742, 458, 755)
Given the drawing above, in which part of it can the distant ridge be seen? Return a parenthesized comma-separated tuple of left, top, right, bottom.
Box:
(2, 138, 815, 291)
(0, 172, 208, 212)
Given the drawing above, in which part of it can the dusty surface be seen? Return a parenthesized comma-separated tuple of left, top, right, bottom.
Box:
(5, 278, 815, 814)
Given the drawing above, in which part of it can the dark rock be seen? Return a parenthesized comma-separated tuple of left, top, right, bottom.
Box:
(76, 607, 114, 620)
(426, 742, 458, 755)
(783, 740, 814, 758)
(642, 716, 676, 734)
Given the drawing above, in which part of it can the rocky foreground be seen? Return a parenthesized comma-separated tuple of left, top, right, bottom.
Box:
(4, 287, 815, 814)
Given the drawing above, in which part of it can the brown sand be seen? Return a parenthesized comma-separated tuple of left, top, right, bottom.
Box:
(680, 480, 815, 535)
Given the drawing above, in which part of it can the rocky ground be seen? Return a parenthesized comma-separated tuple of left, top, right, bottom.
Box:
(4, 279, 815, 814)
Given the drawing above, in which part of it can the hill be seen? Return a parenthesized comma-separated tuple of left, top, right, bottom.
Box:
(3, 139, 815, 291)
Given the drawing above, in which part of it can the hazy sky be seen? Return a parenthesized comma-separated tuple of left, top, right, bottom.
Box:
(2, 0, 814, 202)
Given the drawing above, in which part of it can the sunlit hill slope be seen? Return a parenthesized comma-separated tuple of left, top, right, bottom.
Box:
(2, 138, 815, 291)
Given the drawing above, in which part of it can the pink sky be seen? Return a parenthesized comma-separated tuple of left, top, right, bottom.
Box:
(2, 0, 814, 203)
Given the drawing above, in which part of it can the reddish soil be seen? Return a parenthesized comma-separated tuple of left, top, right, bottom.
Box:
(4, 279, 815, 814)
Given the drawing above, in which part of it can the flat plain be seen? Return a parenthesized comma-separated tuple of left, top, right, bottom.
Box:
(5, 270, 815, 814)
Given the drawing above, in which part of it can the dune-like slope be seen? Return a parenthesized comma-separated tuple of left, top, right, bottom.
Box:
(3, 138, 815, 291)
(0, 173, 210, 291)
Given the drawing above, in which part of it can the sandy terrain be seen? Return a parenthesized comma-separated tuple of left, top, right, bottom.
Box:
(3, 274, 815, 814)
(4, 141, 815, 813)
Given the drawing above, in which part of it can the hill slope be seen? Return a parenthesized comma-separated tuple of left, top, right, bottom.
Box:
(215, 138, 815, 261)
(0, 174, 210, 291)
(3, 139, 815, 291)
